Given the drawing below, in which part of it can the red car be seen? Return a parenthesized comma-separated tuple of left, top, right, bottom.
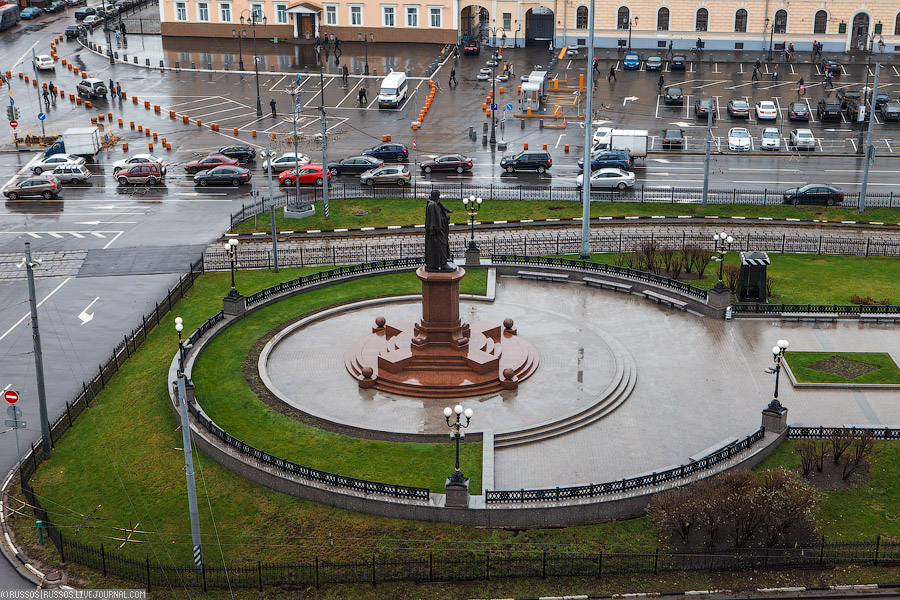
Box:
(278, 164, 330, 186)
(184, 154, 239, 174)
(419, 154, 473, 173)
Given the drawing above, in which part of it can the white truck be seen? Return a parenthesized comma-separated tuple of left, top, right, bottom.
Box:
(44, 127, 102, 162)
(609, 129, 649, 159)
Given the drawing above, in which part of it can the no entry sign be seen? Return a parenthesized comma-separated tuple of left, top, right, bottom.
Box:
(4, 390, 19, 404)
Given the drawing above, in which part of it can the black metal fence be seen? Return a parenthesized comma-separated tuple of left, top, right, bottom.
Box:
(733, 303, 900, 316)
(789, 426, 900, 440)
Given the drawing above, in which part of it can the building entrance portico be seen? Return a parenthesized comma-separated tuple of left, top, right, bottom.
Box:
(850, 12, 871, 51)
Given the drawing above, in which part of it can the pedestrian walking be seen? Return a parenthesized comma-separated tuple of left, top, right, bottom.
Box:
(119, 20, 126, 34)
(449, 67, 457, 87)
(42, 87, 50, 111)
(592, 57, 600, 74)
(751, 65, 760, 81)
(667, 40, 674, 58)
(48, 81, 56, 104)
(109, 79, 114, 95)
(358, 86, 367, 104)
(789, 42, 795, 59)
(323, 32, 328, 44)
(772, 68, 778, 81)
(657, 74, 664, 93)
(342, 63, 349, 84)
(696, 37, 703, 52)
(608, 66, 616, 82)
(812, 40, 818, 59)
(116, 81, 122, 99)
(315, 35, 321, 47)
(334, 36, 341, 55)
(114, 28, 120, 46)
(755, 57, 761, 71)
(270, 98, 277, 118)
(798, 84, 805, 99)
(825, 70, 834, 89)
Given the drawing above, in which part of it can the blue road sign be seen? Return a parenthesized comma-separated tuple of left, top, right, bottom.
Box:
(9, 98, 14, 106)
(491, 103, 498, 111)
(296, 96, 301, 104)
(505, 103, 513, 111)
(38, 112, 45, 121)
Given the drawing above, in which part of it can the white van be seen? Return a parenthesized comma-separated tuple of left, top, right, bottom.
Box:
(378, 71, 408, 109)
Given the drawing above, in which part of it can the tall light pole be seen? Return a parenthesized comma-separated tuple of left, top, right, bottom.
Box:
(764, 339, 790, 411)
(712, 231, 733, 291)
(627, 16, 638, 50)
(174, 317, 203, 573)
(232, 28, 245, 71)
(359, 31, 373, 75)
(223, 238, 239, 295)
(241, 10, 266, 117)
(443, 404, 473, 485)
(859, 62, 880, 214)
(462, 195, 482, 250)
(18, 244, 51, 459)
(489, 51, 499, 145)
(288, 81, 302, 203)
(580, 0, 596, 259)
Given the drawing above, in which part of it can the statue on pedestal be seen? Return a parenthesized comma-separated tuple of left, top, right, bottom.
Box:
(424, 190, 456, 272)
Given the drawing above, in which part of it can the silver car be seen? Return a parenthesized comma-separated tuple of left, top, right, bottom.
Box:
(789, 128, 816, 150)
(359, 165, 411, 186)
(262, 152, 311, 173)
(51, 164, 92, 183)
(576, 168, 636, 190)
(760, 127, 781, 151)
(32, 153, 85, 175)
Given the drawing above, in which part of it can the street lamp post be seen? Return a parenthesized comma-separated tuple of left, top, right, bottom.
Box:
(359, 32, 374, 75)
(174, 316, 203, 573)
(443, 404, 473, 485)
(224, 238, 239, 297)
(462, 195, 482, 249)
(628, 16, 638, 50)
(232, 28, 246, 71)
(241, 10, 266, 117)
(764, 339, 790, 411)
(104, 19, 114, 64)
(489, 51, 499, 145)
(712, 231, 734, 291)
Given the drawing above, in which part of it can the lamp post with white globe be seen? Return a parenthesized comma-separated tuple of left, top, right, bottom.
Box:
(765, 339, 789, 411)
(712, 231, 734, 291)
(444, 404, 473, 485)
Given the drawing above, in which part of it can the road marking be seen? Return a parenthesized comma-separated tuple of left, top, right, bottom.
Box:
(0, 278, 71, 344)
(555, 134, 565, 148)
(77, 297, 99, 325)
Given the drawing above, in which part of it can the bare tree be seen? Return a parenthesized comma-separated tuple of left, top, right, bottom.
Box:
(797, 440, 817, 477)
(669, 255, 684, 280)
(830, 429, 853, 465)
(723, 264, 741, 292)
(761, 469, 820, 547)
(843, 430, 877, 480)
(765, 275, 776, 299)
(720, 470, 764, 547)
(694, 478, 727, 548)
(681, 247, 697, 274)
(694, 247, 712, 278)
(659, 247, 675, 274)
(647, 486, 697, 545)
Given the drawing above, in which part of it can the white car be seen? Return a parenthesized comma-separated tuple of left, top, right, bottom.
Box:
(727, 127, 752, 151)
(82, 15, 103, 28)
(592, 127, 613, 149)
(112, 154, 165, 174)
(576, 168, 635, 190)
(263, 152, 311, 173)
(51, 164, 92, 184)
(32, 153, 85, 175)
(755, 100, 778, 120)
(33, 55, 55, 70)
(790, 128, 816, 150)
(760, 127, 781, 151)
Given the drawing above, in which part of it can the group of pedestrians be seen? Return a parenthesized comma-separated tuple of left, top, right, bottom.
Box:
(113, 21, 127, 47)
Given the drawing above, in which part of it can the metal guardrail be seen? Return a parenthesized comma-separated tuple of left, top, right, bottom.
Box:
(732, 303, 900, 315)
(788, 426, 900, 439)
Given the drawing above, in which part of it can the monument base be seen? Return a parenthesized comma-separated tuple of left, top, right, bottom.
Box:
(445, 476, 470, 508)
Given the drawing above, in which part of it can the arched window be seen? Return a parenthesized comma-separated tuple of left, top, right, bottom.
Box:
(734, 8, 747, 32)
(576, 5, 588, 29)
(617, 6, 630, 30)
(695, 7, 708, 31)
(814, 10, 828, 34)
(894, 12, 900, 35)
(657, 7, 669, 30)
(774, 9, 787, 34)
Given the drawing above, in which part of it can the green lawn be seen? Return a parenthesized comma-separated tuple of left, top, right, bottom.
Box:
(784, 352, 900, 384)
(232, 197, 900, 234)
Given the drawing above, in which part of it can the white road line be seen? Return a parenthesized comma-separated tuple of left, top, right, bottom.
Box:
(191, 105, 250, 120)
(555, 134, 565, 148)
(0, 278, 71, 344)
(102, 231, 124, 249)
(268, 74, 289, 92)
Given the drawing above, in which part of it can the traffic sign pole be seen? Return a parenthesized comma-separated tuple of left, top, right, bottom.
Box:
(6, 405, 23, 477)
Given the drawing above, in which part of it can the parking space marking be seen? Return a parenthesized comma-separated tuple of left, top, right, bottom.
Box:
(789, 64, 796, 75)
(894, 66, 900, 77)
(713, 63, 719, 73)
(804, 98, 816, 122)
(885, 139, 894, 153)
(268, 74, 290, 92)
(655, 95, 662, 119)
(841, 66, 849, 76)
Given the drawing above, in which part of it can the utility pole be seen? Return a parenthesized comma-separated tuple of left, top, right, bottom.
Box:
(30, 49, 46, 137)
(20, 243, 51, 459)
(859, 62, 880, 214)
(701, 105, 713, 207)
(174, 318, 202, 573)
(857, 56, 872, 156)
(319, 65, 330, 220)
(266, 143, 279, 272)
(579, 0, 595, 259)
(288, 78, 301, 204)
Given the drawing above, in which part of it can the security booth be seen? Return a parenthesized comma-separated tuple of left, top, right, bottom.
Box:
(738, 251, 770, 303)
(527, 70, 549, 97)
(519, 81, 542, 112)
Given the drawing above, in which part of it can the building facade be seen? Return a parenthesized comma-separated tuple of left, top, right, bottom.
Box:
(159, 0, 900, 53)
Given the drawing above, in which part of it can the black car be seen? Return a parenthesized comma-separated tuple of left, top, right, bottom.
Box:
(879, 100, 900, 121)
(782, 184, 844, 206)
(670, 55, 686, 70)
(661, 128, 685, 149)
(218, 145, 257, 163)
(74, 7, 96, 19)
(578, 150, 632, 171)
(845, 99, 871, 122)
(664, 86, 683, 105)
(193, 165, 252, 187)
(363, 143, 408, 162)
(327, 155, 383, 175)
(788, 101, 810, 121)
(873, 91, 891, 110)
(65, 24, 85, 38)
(500, 150, 552, 173)
(836, 87, 862, 108)
(694, 98, 717, 118)
(816, 99, 842, 121)
(821, 57, 842, 73)
(463, 40, 480, 55)
(43, 1, 66, 12)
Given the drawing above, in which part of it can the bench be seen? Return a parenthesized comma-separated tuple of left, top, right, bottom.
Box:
(583, 277, 633, 293)
(517, 271, 570, 283)
(689, 438, 738, 463)
(781, 313, 838, 323)
(643, 290, 688, 311)
(859, 314, 900, 324)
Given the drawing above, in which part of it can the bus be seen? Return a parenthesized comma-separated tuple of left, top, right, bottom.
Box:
(0, 4, 20, 31)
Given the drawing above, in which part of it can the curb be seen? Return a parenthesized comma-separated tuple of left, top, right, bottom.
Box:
(0, 466, 48, 587)
(486, 583, 900, 600)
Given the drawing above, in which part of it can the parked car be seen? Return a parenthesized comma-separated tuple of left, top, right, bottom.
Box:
(645, 55, 663, 70)
(82, 14, 104, 28)
(193, 165, 252, 186)
(261, 152, 311, 173)
(278, 164, 329, 186)
(661, 128, 685, 150)
(576, 168, 635, 190)
(816, 99, 842, 121)
(359, 165, 411, 186)
(66, 0, 86, 6)
(217, 145, 257, 163)
(694, 98, 718, 119)
(874, 91, 892, 110)
(65, 24, 85, 37)
(755, 100, 778, 120)
(623, 52, 641, 70)
(664, 86, 684, 105)
(727, 99, 750, 118)
(73, 6, 96, 19)
(879, 100, 900, 121)
(578, 149, 632, 171)
(727, 127, 752, 151)
(32, 153, 85, 175)
(760, 127, 781, 151)
(499, 150, 552, 173)
(782, 184, 843, 206)
(670, 55, 686, 69)
(51, 164, 92, 184)
(463, 40, 480, 55)
(33, 55, 55, 71)
(112, 153, 164, 174)
(76, 77, 107, 98)
(821, 57, 842, 73)
(420, 154, 473, 173)
(327, 155, 383, 176)
(21, 6, 43, 18)
(836, 87, 862, 108)
(184, 154, 239, 174)
(788, 101, 810, 121)
(845, 99, 871, 122)
(362, 143, 408, 162)
(592, 127, 613, 148)
(789, 128, 816, 150)
(43, 1, 66, 12)
(117, 162, 166, 185)
(3, 177, 61, 200)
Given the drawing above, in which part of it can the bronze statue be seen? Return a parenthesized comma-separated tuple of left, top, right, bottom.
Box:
(424, 190, 456, 272)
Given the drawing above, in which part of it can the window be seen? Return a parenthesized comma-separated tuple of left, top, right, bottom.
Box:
(251, 3, 263, 20)
(576, 5, 587, 28)
(429, 7, 440, 27)
(350, 5, 362, 25)
(814, 10, 828, 34)
(197, 2, 208, 21)
(219, 2, 230, 21)
(406, 6, 417, 27)
(325, 4, 337, 25)
(774, 9, 787, 34)
(695, 7, 708, 31)
(734, 8, 747, 32)
(616, 6, 629, 30)
(383, 5, 395, 26)
(657, 7, 669, 30)
(175, 2, 186, 20)
(503, 12, 511, 30)
(276, 3, 287, 23)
